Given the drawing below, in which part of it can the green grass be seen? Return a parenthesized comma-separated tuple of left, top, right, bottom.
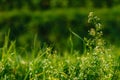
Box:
(0, 12, 120, 80)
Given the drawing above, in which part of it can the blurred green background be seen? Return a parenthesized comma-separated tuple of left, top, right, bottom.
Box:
(0, 0, 120, 53)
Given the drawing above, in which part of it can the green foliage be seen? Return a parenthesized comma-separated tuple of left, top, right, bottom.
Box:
(0, 0, 120, 11)
(0, 12, 119, 80)
(80, 12, 115, 79)
(0, 9, 88, 52)
(1, 7, 120, 52)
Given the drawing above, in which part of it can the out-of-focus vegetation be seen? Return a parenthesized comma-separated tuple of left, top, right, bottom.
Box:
(0, 0, 120, 79)
(0, 12, 119, 79)
(0, 0, 120, 11)
(0, 0, 120, 53)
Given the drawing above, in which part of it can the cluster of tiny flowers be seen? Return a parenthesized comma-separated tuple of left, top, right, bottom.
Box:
(84, 12, 105, 53)
(79, 12, 114, 79)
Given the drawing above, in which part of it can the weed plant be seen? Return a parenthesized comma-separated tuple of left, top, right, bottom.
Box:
(0, 12, 119, 80)
(79, 12, 115, 80)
